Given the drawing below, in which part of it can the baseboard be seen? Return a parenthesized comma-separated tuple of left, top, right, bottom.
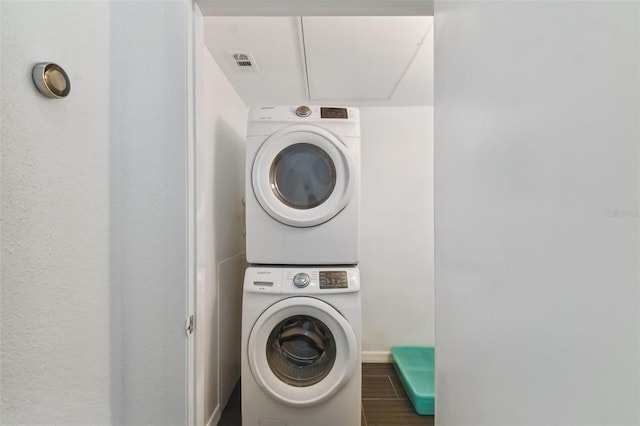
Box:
(361, 351, 393, 363)
(206, 405, 221, 426)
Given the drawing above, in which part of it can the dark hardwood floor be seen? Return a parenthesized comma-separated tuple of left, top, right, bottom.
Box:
(219, 363, 434, 426)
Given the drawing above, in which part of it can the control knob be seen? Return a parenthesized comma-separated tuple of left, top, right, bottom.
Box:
(293, 272, 310, 288)
(295, 105, 312, 117)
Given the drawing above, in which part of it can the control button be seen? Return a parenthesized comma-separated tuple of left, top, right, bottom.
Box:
(295, 105, 312, 117)
(293, 272, 310, 288)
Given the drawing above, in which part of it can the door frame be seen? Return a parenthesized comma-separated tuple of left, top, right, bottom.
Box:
(188, 1, 434, 425)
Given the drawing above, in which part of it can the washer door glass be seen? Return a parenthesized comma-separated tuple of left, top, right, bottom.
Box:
(266, 315, 336, 387)
(252, 124, 356, 228)
(270, 144, 336, 210)
(248, 297, 358, 407)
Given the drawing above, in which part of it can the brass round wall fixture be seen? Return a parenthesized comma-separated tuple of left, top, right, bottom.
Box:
(32, 62, 70, 98)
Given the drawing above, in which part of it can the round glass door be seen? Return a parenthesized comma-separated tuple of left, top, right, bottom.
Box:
(270, 144, 337, 210)
(266, 315, 336, 387)
(248, 297, 358, 407)
(252, 124, 355, 228)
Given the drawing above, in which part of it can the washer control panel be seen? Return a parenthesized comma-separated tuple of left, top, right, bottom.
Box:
(245, 267, 359, 294)
(319, 271, 348, 289)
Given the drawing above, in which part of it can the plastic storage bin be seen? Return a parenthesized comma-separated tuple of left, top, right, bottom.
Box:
(390, 346, 435, 415)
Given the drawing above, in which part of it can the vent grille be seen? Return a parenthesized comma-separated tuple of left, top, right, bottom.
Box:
(232, 53, 259, 73)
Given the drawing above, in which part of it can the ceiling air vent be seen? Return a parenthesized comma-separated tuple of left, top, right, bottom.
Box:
(232, 53, 259, 73)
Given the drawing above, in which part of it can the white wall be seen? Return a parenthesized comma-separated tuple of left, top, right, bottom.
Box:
(109, 1, 190, 425)
(195, 7, 248, 426)
(359, 106, 434, 354)
(435, 1, 640, 425)
(1, 2, 112, 424)
(2, 1, 192, 424)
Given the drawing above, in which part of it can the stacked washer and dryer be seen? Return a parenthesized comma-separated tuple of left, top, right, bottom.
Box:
(242, 105, 362, 426)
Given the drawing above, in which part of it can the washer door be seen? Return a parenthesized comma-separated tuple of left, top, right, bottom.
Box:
(248, 297, 358, 407)
(252, 124, 356, 227)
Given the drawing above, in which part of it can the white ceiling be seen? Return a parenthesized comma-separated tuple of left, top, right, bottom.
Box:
(203, 16, 433, 107)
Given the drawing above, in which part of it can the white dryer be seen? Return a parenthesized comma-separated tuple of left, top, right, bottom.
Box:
(241, 266, 361, 426)
(246, 105, 360, 265)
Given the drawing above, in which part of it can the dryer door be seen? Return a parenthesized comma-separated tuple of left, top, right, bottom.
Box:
(252, 124, 356, 227)
(247, 297, 358, 407)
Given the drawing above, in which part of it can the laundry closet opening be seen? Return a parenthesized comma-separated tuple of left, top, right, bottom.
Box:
(192, 3, 434, 425)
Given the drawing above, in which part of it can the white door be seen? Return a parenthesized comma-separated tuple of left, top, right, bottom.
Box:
(247, 297, 358, 407)
(252, 124, 356, 227)
(435, 1, 640, 425)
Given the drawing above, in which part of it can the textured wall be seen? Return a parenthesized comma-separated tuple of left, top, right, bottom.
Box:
(1, 2, 112, 424)
(1, 1, 192, 424)
(359, 106, 434, 353)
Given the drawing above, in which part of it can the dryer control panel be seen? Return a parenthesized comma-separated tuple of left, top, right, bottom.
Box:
(246, 105, 360, 139)
(244, 266, 359, 294)
(248, 105, 359, 123)
(320, 107, 349, 119)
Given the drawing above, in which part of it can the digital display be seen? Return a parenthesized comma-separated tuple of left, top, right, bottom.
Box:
(320, 107, 348, 119)
(319, 271, 348, 289)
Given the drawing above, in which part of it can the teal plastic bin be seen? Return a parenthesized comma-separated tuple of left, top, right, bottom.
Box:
(390, 346, 435, 415)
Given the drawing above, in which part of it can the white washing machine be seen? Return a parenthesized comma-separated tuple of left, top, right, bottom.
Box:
(241, 266, 361, 426)
(246, 105, 360, 265)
